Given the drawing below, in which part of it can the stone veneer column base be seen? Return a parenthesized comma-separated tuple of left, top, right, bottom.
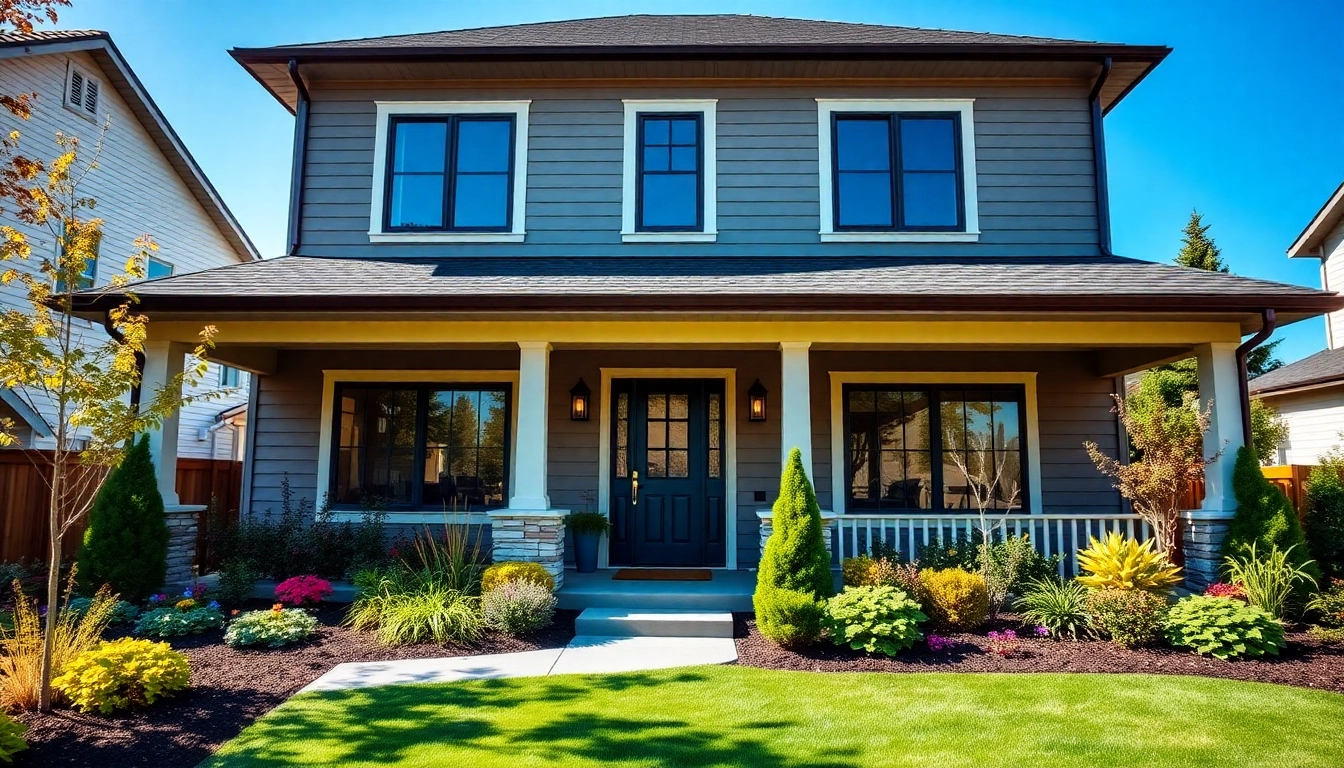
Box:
(1182, 512, 1232, 591)
(757, 509, 838, 563)
(163, 505, 205, 591)
(489, 510, 570, 589)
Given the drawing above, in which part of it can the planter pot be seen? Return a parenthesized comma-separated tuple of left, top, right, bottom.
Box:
(573, 530, 601, 573)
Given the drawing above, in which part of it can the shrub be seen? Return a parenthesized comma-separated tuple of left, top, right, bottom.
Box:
(482, 561, 555, 593)
(134, 604, 225, 638)
(275, 575, 333, 607)
(1075, 532, 1181, 593)
(980, 534, 1060, 618)
(66, 596, 139, 625)
(567, 511, 612, 536)
(1204, 582, 1247, 601)
(1017, 579, 1093, 639)
(216, 558, 258, 607)
(822, 586, 926, 656)
(755, 449, 833, 647)
(1307, 626, 1344, 644)
(224, 607, 319, 648)
(0, 712, 25, 763)
(916, 532, 979, 571)
(1164, 595, 1286, 660)
(841, 556, 925, 604)
(1307, 579, 1344, 628)
(346, 568, 482, 645)
(0, 580, 117, 711)
(918, 568, 989, 631)
(1304, 464, 1344, 581)
(482, 580, 556, 636)
(52, 638, 189, 714)
(1224, 447, 1321, 585)
(1087, 588, 1168, 647)
(75, 436, 169, 602)
(1224, 543, 1317, 619)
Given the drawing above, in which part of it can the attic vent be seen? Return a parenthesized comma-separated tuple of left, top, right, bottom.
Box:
(65, 63, 100, 118)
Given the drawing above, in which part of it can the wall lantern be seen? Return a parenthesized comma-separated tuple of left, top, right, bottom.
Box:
(747, 379, 768, 422)
(570, 378, 591, 421)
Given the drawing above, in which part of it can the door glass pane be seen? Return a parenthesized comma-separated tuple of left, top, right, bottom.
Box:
(647, 394, 666, 419)
(668, 394, 689, 420)
(647, 450, 666, 478)
(708, 394, 721, 449)
(669, 450, 688, 478)
(647, 420, 666, 449)
(709, 450, 721, 479)
(668, 421, 688, 450)
(616, 392, 629, 478)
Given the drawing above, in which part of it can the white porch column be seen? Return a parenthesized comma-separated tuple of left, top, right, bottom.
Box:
(140, 340, 189, 507)
(780, 342, 813, 473)
(1197, 341, 1246, 514)
(509, 341, 552, 511)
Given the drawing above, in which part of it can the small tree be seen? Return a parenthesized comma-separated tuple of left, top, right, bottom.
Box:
(76, 435, 168, 601)
(1085, 392, 1216, 559)
(1175, 210, 1229, 273)
(754, 448, 832, 646)
(944, 426, 1021, 617)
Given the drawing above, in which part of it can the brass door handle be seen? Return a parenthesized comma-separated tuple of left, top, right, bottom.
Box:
(632, 470, 639, 506)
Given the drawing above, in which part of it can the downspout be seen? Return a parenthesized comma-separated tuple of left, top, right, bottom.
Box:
(1088, 56, 1114, 256)
(286, 59, 311, 257)
(1236, 309, 1277, 446)
(104, 309, 144, 411)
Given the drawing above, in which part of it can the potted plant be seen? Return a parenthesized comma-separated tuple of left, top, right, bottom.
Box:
(568, 511, 611, 574)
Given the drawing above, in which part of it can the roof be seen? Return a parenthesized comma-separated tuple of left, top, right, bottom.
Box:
(0, 30, 259, 262)
(1250, 346, 1344, 396)
(1288, 181, 1344, 258)
(69, 254, 1343, 325)
(231, 14, 1169, 115)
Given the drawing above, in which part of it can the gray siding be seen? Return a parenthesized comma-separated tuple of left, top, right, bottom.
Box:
(299, 85, 1099, 259)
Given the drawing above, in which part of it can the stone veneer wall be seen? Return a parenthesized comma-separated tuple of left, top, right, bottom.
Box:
(1182, 517, 1230, 590)
(163, 506, 202, 590)
(490, 513, 567, 589)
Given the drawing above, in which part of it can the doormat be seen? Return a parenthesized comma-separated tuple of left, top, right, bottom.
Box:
(612, 569, 712, 582)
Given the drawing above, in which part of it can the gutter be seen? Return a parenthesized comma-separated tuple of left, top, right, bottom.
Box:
(1236, 309, 1277, 445)
(103, 309, 144, 411)
(286, 59, 310, 256)
(1087, 56, 1114, 256)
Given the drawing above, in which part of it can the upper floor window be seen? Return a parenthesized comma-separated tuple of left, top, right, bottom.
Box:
(622, 99, 717, 243)
(817, 99, 979, 242)
(146, 257, 174, 280)
(369, 101, 530, 243)
(219, 365, 242, 388)
(54, 228, 99, 293)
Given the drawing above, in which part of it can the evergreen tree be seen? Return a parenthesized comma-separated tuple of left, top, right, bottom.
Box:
(76, 435, 169, 602)
(1175, 210, 1229, 272)
(1223, 446, 1320, 587)
(1246, 341, 1284, 379)
(754, 448, 833, 646)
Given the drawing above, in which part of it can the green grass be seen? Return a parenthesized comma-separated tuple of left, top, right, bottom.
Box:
(201, 667, 1344, 768)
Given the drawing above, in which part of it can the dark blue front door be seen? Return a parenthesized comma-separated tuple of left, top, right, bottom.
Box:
(609, 379, 726, 567)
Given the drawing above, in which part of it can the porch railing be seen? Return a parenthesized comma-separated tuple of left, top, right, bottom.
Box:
(832, 513, 1152, 579)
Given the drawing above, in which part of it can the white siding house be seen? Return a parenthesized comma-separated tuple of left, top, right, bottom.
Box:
(0, 31, 259, 459)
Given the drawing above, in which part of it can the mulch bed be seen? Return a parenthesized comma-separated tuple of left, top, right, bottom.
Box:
(733, 613, 1344, 693)
(12, 602, 579, 768)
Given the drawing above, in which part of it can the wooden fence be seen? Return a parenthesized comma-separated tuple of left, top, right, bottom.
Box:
(0, 451, 242, 564)
(1180, 464, 1319, 520)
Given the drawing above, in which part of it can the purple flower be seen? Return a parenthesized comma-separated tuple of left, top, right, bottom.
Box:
(926, 634, 954, 652)
(1034, 625, 1051, 637)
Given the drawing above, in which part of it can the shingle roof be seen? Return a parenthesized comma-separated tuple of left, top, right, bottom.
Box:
(1250, 347, 1344, 396)
(0, 29, 102, 45)
(70, 255, 1343, 319)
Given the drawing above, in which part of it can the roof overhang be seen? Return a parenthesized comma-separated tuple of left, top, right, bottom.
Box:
(1251, 376, 1344, 399)
(1288, 181, 1344, 258)
(0, 32, 260, 262)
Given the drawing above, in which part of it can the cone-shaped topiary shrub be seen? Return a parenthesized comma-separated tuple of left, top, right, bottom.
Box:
(754, 448, 834, 646)
(77, 435, 169, 602)
(1224, 447, 1320, 586)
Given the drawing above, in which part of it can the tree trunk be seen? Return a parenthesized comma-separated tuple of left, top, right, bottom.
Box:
(38, 459, 62, 712)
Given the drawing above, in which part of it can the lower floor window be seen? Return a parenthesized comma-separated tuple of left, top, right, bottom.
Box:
(333, 384, 509, 511)
(845, 385, 1026, 513)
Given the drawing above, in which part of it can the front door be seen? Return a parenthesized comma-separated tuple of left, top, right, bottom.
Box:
(609, 379, 726, 567)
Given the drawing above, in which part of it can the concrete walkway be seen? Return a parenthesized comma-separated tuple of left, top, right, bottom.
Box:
(300, 635, 737, 693)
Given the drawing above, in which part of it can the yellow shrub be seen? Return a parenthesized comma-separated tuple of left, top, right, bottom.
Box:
(0, 579, 118, 711)
(1075, 533, 1182, 593)
(482, 561, 555, 593)
(842, 556, 877, 587)
(919, 567, 989, 631)
(52, 638, 189, 714)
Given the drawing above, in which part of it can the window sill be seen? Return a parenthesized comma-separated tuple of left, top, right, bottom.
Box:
(819, 231, 980, 243)
(621, 231, 718, 243)
(368, 232, 525, 244)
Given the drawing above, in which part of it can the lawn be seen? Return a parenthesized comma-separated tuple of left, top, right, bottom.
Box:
(201, 667, 1344, 768)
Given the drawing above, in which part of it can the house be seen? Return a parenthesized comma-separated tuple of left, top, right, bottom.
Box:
(1250, 182, 1344, 464)
(69, 15, 1343, 591)
(0, 30, 257, 461)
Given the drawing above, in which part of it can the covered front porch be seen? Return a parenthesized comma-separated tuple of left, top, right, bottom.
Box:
(134, 315, 1253, 589)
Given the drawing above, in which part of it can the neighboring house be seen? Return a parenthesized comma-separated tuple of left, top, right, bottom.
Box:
(0, 30, 258, 460)
(70, 15, 1343, 589)
(1250, 182, 1344, 464)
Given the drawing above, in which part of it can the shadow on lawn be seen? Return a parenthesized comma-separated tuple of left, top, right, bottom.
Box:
(208, 670, 862, 768)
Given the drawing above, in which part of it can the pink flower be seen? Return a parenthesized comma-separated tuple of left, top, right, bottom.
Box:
(274, 575, 333, 607)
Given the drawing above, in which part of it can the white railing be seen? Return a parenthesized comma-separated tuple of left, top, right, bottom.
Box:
(831, 513, 1151, 579)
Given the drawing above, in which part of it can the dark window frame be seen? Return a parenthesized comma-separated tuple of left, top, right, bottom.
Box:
(329, 382, 513, 511)
(635, 112, 705, 232)
(382, 114, 517, 234)
(830, 111, 966, 233)
(842, 383, 1029, 514)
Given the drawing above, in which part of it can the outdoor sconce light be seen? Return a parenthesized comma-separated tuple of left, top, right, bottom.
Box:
(570, 378, 591, 421)
(747, 379, 768, 422)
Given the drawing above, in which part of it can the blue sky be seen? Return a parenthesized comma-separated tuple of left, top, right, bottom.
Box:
(47, 0, 1344, 363)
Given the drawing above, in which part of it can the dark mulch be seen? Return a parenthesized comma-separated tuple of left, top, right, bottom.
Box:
(733, 613, 1344, 693)
(13, 602, 578, 768)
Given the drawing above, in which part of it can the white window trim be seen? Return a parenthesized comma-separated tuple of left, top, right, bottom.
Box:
(816, 98, 980, 242)
(368, 101, 530, 244)
(828, 371, 1043, 516)
(63, 60, 100, 122)
(316, 369, 521, 524)
(621, 99, 718, 243)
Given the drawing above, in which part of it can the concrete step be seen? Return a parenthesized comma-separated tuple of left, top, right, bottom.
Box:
(574, 608, 735, 638)
(556, 570, 757, 612)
